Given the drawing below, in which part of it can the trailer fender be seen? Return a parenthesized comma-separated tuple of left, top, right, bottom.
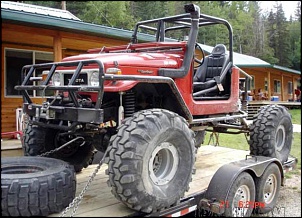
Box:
(200, 156, 283, 214)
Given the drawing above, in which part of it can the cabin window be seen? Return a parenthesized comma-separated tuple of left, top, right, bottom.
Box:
(5, 48, 53, 97)
(274, 80, 281, 93)
(288, 82, 293, 94)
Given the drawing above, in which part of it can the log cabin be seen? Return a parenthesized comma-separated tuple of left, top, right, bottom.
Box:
(1, 1, 300, 142)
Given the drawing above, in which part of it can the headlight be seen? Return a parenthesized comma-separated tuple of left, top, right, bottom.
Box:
(52, 72, 61, 86)
(90, 71, 99, 86)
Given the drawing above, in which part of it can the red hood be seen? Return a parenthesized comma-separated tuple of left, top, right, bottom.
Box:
(62, 52, 182, 68)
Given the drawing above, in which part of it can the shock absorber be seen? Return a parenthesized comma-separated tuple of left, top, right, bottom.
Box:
(118, 92, 124, 126)
(123, 91, 136, 118)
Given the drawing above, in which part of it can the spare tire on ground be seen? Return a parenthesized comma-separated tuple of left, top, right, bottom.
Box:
(1, 156, 76, 216)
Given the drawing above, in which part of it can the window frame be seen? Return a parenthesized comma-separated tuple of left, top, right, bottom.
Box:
(288, 81, 293, 94)
(4, 47, 53, 98)
(273, 79, 281, 93)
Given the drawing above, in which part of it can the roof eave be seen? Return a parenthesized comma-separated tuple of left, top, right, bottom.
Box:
(1, 9, 156, 42)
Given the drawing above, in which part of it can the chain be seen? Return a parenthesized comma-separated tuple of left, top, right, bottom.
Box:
(60, 148, 109, 217)
(29, 126, 109, 216)
(37, 136, 85, 157)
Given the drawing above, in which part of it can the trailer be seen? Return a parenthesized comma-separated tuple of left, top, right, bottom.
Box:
(47, 145, 297, 217)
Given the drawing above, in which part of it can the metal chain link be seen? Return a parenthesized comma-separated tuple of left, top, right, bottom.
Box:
(60, 148, 109, 217)
(37, 136, 85, 157)
(23, 118, 108, 217)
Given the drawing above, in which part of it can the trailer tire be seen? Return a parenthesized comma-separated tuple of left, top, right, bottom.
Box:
(254, 163, 281, 214)
(249, 105, 292, 163)
(1, 156, 76, 217)
(105, 109, 195, 213)
(224, 172, 255, 217)
(22, 124, 94, 172)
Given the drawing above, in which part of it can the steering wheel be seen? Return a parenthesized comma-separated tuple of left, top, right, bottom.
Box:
(194, 43, 205, 68)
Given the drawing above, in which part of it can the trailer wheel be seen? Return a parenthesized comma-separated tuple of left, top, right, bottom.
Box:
(105, 109, 195, 213)
(249, 105, 292, 163)
(254, 163, 281, 214)
(224, 172, 255, 217)
(1, 156, 76, 217)
(22, 123, 94, 172)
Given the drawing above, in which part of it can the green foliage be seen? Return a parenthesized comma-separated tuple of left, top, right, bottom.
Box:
(22, 1, 301, 71)
(289, 109, 301, 125)
(78, 1, 136, 30)
(291, 132, 301, 169)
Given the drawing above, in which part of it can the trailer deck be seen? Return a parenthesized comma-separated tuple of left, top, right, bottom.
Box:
(48, 145, 251, 217)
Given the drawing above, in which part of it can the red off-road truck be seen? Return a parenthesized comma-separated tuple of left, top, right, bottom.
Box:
(5, 3, 293, 217)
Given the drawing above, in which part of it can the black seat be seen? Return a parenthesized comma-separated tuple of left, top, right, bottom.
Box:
(193, 44, 229, 95)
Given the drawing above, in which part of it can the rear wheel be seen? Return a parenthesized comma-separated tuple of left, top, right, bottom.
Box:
(22, 123, 94, 172)
(254, 163, 281, 214)
(194, 130, 206, 148)
(249, 105, 292, 163)
(105, 109, 195, 213)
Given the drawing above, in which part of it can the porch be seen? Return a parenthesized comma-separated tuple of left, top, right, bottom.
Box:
(246, 100, 301, 120)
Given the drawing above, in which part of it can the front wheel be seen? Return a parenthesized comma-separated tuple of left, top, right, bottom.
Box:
(22, 123, 94, 172)
(249, 105, 293, 163)
(105, 109, 195, 213)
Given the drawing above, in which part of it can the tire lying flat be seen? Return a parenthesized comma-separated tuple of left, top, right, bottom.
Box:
(1, 156, 76, 216)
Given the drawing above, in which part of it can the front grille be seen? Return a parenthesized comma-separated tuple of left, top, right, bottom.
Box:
(63, 73, 88, 85)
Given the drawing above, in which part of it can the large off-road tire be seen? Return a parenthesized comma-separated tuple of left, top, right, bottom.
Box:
(249, 105, 293, 163)
(254, 163, 281, 214)
(1, 156, 76, 216)
(22, 123, 94, 172)
(194, 130, 206, 148)
(224, 172, 256, 217)
(105, 109, 195, 213)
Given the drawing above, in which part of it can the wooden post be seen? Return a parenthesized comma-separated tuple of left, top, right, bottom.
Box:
(267, 71, 271, 100)
(292, 76, 295, 101)
(281, 73, 284, 101)
(53, 34, 62, 62)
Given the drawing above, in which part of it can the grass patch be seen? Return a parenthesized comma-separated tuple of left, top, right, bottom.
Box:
(204, 132, 249, 151)
(291, 132, 301, 170)
(289, 108, 301, 125)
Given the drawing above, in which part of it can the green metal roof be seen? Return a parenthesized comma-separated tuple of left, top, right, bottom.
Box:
(1, 1, 156, 42)
(1, 1, 81, 20)
(198, 43, 271, 67)
(272, 64, 301, 75)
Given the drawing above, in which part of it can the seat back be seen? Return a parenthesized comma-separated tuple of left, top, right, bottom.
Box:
(194, 44, 228, 83)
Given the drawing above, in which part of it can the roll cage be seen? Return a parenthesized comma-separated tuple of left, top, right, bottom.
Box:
(131, 6, 234, 64)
